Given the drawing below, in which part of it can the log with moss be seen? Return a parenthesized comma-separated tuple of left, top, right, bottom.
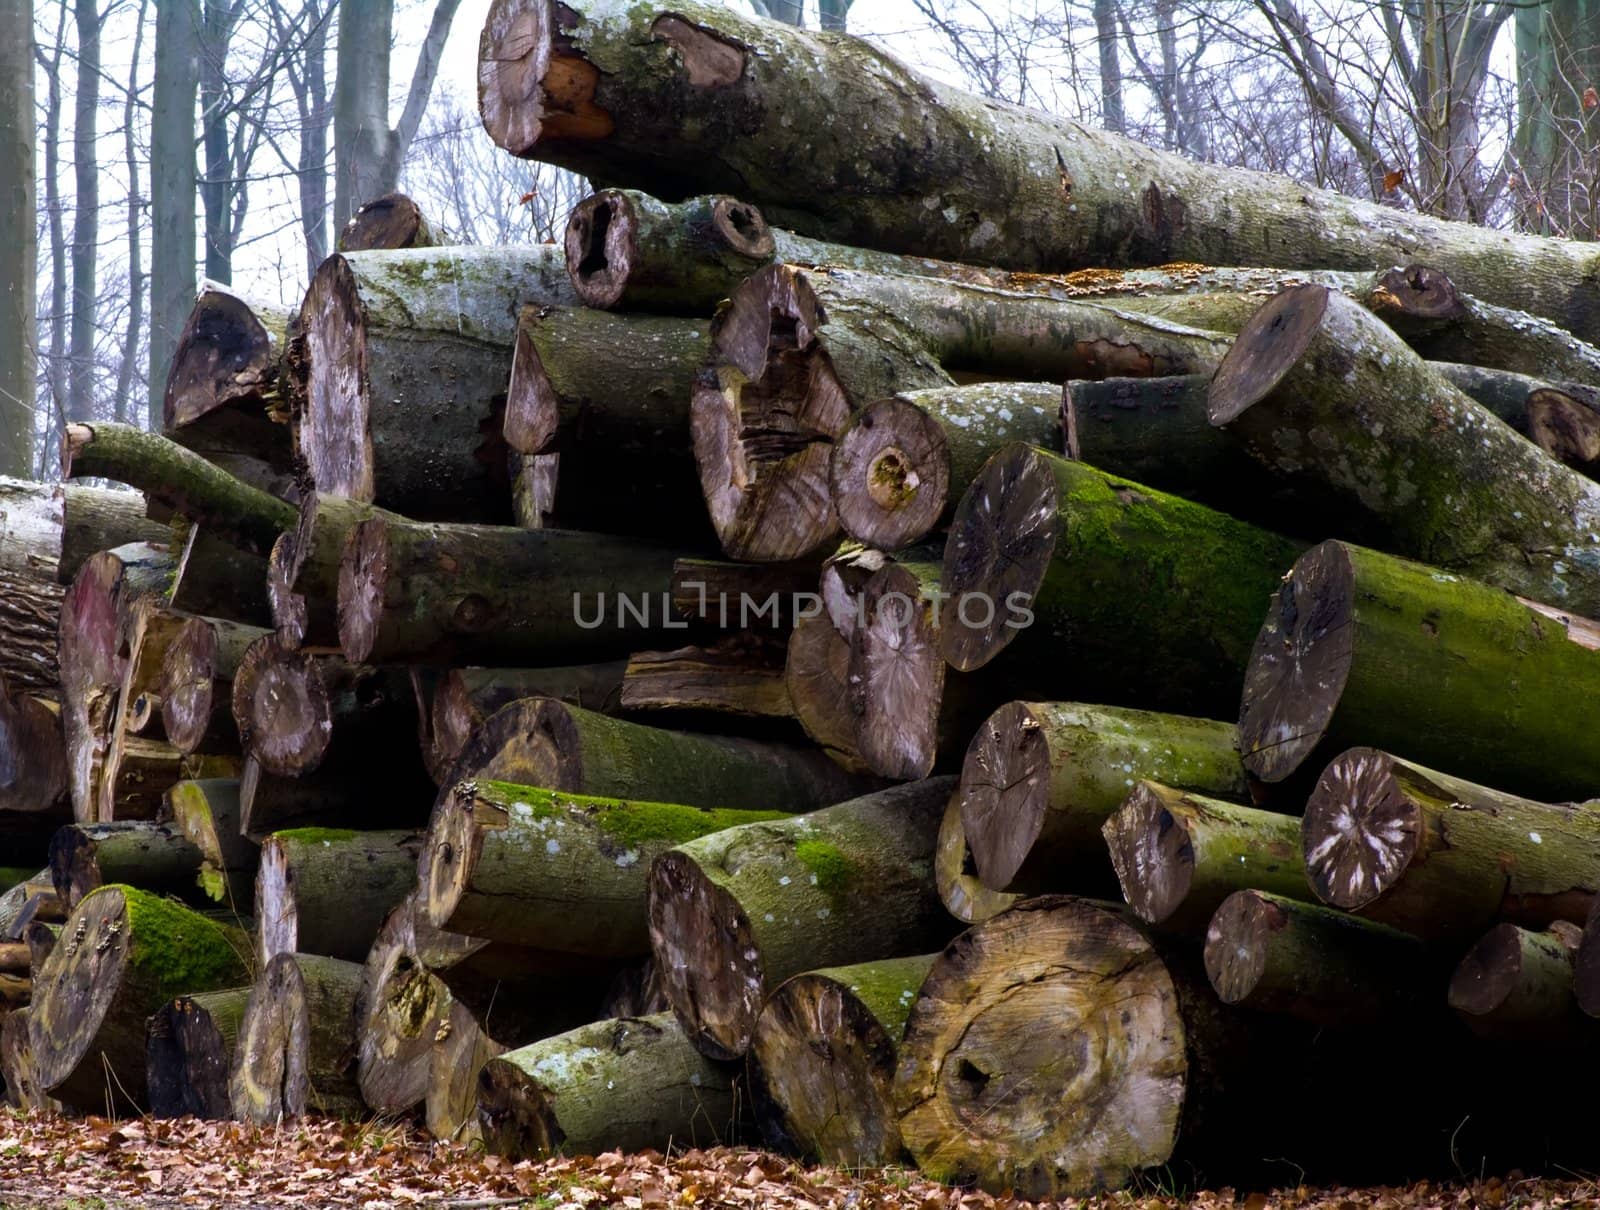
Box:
(338, 192, 445, 252)
(1448, 921, 1591, 1041)
(145, 987, 249, 1118)
(934, 792, 1017, 925)
(422, 779, 792, 957)
(229, 952, 365, 1123)
(256, 828, 422, 965)
(648, 777, 955, 1061)
(748, 954, 934, 1168)
(27, 885, 251, 1107)
(477, 1012, 741, 1159)
(292, 245, 577, 522)
(1237, 539, 1600, 802)
(619, 633, 793, 723)
(1, 1009, 60, 1112)
(0, 677, 68, 854)
(784, 614, 869, 773)
(49, 822, 204, 909)
(353, 894, 457, 1115)
(163, 779, 257, 909)
(425, 1000, 505, 1145)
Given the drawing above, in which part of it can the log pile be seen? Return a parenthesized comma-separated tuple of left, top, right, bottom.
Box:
(9, 0, 1600, 1199)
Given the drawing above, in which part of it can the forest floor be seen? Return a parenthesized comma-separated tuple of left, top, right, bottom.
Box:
(0, 1110, 1593, 1210)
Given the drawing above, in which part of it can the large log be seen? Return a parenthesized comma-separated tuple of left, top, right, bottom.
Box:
(255, 828, 422, 964)
(159, 615, 267, 755)
(479, 0, 1600, 338)
(337, 192, 445, 252)
(0, 677, 68, 853)
(229, 952, 364, 1123)
(1448, 921, 1591, 1041)
(28, 885, 251, 1108)
(354, 894, 456, 1115)
(748, 954, 935, 1168)
(163, 778, 257, 908)
(1238, 539, 1600, 802)
(1304, 749, 1600, 941)
(1210, 285, 1600, 615)
(620, 634, 793, 725)
(960, 701, 1245, 898)
(292, 245, 577, 521)
(934, 792, 1017, 925)
(477, 1012, 741, 1159)
(648, 777, 955, 1061)
(49, 821, 204, 909)
(145, 987, 249, 1119)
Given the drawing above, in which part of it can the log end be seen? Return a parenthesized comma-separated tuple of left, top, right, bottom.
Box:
(267, 532, 309, 649)
(851, 564, 945, 781)
(298, 254, 375, 502)
(160, 617, 219, 755)
(935, 792, 1019, 925)
(503, 320, 563, 455)
(563, 190, 638, 311)
(231, 636, 332, 778)
(1447, 922, 1527, 1018)
(831, 398, 950, 551)
(0, 681, 68, 817)
(429, 671, 483, 779)
(28, 885, 134, 1098)
(476, 1049, 565, 1159)
(1302, 747, 1419, 911)
(446, 696, 576, 790)
(1206, 283, 1329, 427)
(357, 899, 454, 1114)
(784, 615, 871, 774)
(1202, 888, 1277, 1005)
(419, 784, 483, 934)
(146, 995, 233, 1119)
(336, 518, 389, 665)
(958, 701, 1052, 894)
(1376, 264, 1463, 325)
(255, 837, 296, 964)
(2, 1008, 60, 1112)
(1528, 388, 1600, 471)
(163, 284, 277, 430)
(1103, 782, 1194, 926)
(478, 0, 613, 155)
(230, 952, 309, 1124)
(339, 193, 430, 253)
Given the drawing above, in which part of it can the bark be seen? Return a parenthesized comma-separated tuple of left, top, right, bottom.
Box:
(1239, 539, 1600, 802)
(165, 779, 257, 909)
(1448, 921, 1590, 1041)
(0, 564, 61, 696)
(673, 557, 821, 630)
(169, 528, 272, 628)
(1304, 749, 1600, 941)
(1103, 782, 1306, 934)
(960, 702, 1246, 898)
(425, 1000, 504, 1145)
(48, 822, 204, 910)
(831, 384, 1061, 550)
(934, 791, 1016, 925)
(502, 305, 713, 542)
(0, 678, 68, 849)
(938, 445, 1304, 717)
(648, 777, 956, 1060)
(145, 987, 248, 1118)
(2, 1009, 60, 1112)
(160, 615, 267, 756)
(748, 954, 935, 1167)
(28, 885, 250, 1108)
(0, 0, 33, 477)
(338, 193, 445, 252)
(354, 895, 455, 1115)
(1209, 286, 1600, 615)
(0, 873, 55, 941)
(148, 0, 199, 427)
(229, 952, 364, 1123)
(255, 829, 422, 965)
(784, 614, 869, 774)
(620, 634, 793, 722)
(477, 1012, 742, 1159)
(335, 515, 687, 666)
(421, 779, 792, 957)
(292, 245, 577, 521)
(478, 0, 1600, 340)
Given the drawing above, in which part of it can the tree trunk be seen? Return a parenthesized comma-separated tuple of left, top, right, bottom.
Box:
(784, 614, 869, 774)
(748, 954, 935, 1167)
(165, 779, 257, 908)
(426, 664, 625, 782)
(255, 829, 422, 965)
(169, 528, 272, 628)
(422, 779, 791, 957)
(229, 952, 364, 1123)
(160, 615, 266, 756)
(479, 0, 1600, 341)
(831, 384, 1061, 551)
(148, 0, 199, 429)
(1209, 286, 1600, 615)
(934, 791, 1016, 925)
(0, 0, 34, 477)
(1103, 782, 1306, 933)
(292, 245, 577, 521)
(620, 634, 793, 723)
(960, 701, 1246, 898)
(425, 1000, 504, 1144)
(1448, 921, 1590, 1041)
(1238, 539, 1600, 802)
(338, 193, 445, 252)
(49, 822, 204, 909)
(648, 777, 955, 1061)
(28, 885, 250, 1108)
(67, 0, 100, 425)
(0, 679, 68, 852)
(145, 986, 248, 1119)
(1305, 748, 1600, 941)
(2, 1009, 60, 1112)
(477, 1012, 742, 1159)
(354, 894, 455, 1115)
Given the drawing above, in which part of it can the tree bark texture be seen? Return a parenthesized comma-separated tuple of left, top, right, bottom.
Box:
(255, 828, 422, 964)
(145, 986, 248, 1119)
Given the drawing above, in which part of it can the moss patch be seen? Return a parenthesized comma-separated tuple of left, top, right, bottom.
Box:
(273, 827, 359, 845)
(482, 780, 788, 848)
(480, 780, 561, 821)
(795, 840, 854, 905)
(113, 885, 251, 1001)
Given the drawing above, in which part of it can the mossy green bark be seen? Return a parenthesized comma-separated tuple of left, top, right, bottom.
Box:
(1448, 922, 1589, 1040)
(256, 829, 421, 964)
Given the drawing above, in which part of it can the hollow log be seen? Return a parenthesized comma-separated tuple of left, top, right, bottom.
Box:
(2, 1009, 61, 1112)
(354, 895, 456, 1115)
(480, 0, 1600, 338)
(422, 779, 790, 957)
(293, 245, 577, 521)
(163, 779, 257, 908)
(160, 615, 266, 755)
(229, 952, 364, 1123)
(1304, 749, 1600, 941)
(338, 192, 444, 252)
(1238, 539, 1600, 802)
(784, 614, 869, 774)
(477, 1012, 741, 1159)
(0, 678, 68, 852)
(648, 777, 955, 1061)
(748, 954, 934, 1167)
(934, 792, 1017, 925)
(145, 987, 249, 1118)
(621, 633, 794, 723)
(1449, 921, 1591, 1041)
(256, 828, 422, 965)
(49, 822, 205, 909)
(425, 1000, 505, 1145)
(1210, 285, 1600, 614)
(28, 885, 251, 1108)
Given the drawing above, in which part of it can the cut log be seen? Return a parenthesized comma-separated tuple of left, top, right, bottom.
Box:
(446, 697, 873, 813)
(427, 664, 626, 782)
(354, 895, 456, 1115)
(159, 615, 266, 756)
(648, 777, 955, 1061)
(1104, 782, 1307, 934)
(265, 493, 383, 649)
(2, 1009, 61, 1112)
(145, 987, 249, 1118)
(1210, 285, 1600, 614)
(422, 779, 790, 956)
(229, 952, 364, 1123)
(0, 873, 55, 940)
(28, 885, 251, 1108)
(934, 792, 1017, 925)
(255, 828, 422, 965)
(49, 822, 204, 909)
(237, 753, 431, 840)
(1238, 539, 1600, 802)
(477, 1012, 741, 1159)
(820, 544, 898, 642)
(338, 192, 444, 252)
(98, 601, 198, 821)
(1448, 921, 1590, 1041)
(335, 515, 688, 666)
(784, 614, 869, 774)
(620, 633, 793, 723)
(292, 245, 577, 521)
(163, 778, 257, 908)
(673, 557, 821, 630)
(425, 1000, 505, 1145)
(748, 954, 934, 1167)
(1304, 749, 1600, 941)
(0, 678, 68, 851)
(480, 0, 1600, 338)
(960, 702, 1245, 898)
(938, 445, 1303, 716)
(424, 943, 617, 1050)
(168, 527, 273, 628)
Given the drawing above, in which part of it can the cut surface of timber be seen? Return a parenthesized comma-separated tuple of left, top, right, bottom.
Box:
(934, 792, 1017, 925)
(0, 678, 68, 847)
(784, 614, 869, 774)
(477, 1012, 741, 1160)
(256, 829, 422, 964)
(165, 778, 258, 907)
(338, 193, 443, 252)
(293, 245, 577, 521)
(1448, 921, 1590, 1040)
(748, 954, 935, 1168)
(28, 885, 250, 1108)
(648, 777, 955, 1061)
(1303, 749, 1600, 941)
(960, 702, 1245, 897)
(354, 895, 456, 1115)
(160, 615, 266, 755)
(1238, 539, 1600, 802)
(162, 281, 289, 432)
(425, 1000, 505, 1145)
(145, 987, 249, 1118)
(0, 477, 168, 590)
(97, 601, 200, 822)
(1209, 286, 1600, 615)
(422, 779, 790, 956)
(49, 822, 204, 908)
(229, 953, 364, 1123)
(478, 0, 1600, 339)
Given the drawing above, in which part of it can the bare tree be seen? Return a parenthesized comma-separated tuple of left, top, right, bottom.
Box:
(1515, 0, 1600, 236)
(68, 0, 102, 423)
(0, 0, 36, 476)
(113, 0, 150, 425)
(36, 2, 68, 452)
(149, 0, 201, 428)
